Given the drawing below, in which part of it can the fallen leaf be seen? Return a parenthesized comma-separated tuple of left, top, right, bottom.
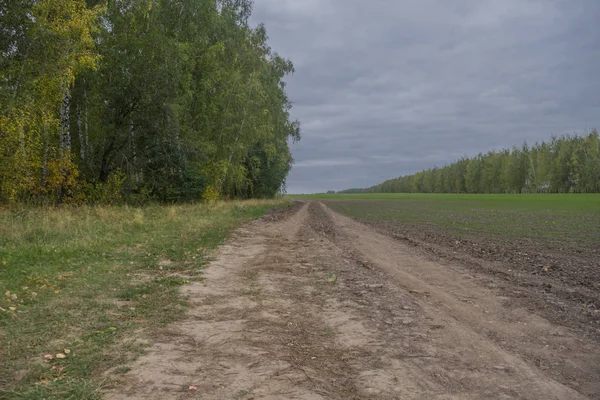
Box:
(54, 290, 60, 294)
(39, 379, 50, 385)
(4, 291, 9, 297)
(64, 349, 71, 354)
(10, 294, 17, 300)
(44, 354, 55, 360)
(55, 353, 66, 359)
(8, 306, 16, 311)
(188, 386, 198, 391)
(31, 292, 38, 297)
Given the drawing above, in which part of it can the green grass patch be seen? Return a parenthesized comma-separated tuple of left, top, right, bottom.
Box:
(0, 200, 287, 399)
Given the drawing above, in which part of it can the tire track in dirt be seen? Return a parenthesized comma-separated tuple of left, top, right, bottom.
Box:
(103, 201, 599, 399)
(320, 202, 600, 399)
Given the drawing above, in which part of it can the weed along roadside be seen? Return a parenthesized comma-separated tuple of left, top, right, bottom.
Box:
(0, 200, 288, 399)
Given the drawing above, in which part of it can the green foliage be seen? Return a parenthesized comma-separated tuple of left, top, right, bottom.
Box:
(0, 0, 101, 202)
(341, 131, 600, 194)
(0, 0, 300, 204)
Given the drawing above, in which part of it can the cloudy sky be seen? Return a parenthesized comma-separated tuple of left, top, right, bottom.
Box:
(250, 0, 600, 194)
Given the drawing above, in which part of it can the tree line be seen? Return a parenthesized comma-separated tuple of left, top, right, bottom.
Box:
(341, 131, 600, 194)
(1, 0, 300, 204)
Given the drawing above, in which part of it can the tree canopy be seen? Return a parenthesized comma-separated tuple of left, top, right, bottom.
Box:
(341, 131, 600, 194)
(0, 0, 300, 203)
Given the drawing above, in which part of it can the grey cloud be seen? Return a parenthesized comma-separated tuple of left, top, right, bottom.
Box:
(251, 0, 600, 193)
(294, 157, 363, 168)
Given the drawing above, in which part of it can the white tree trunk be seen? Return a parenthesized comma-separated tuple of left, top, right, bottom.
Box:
(130, 119, 137, 177)
(77, 102, 85, 160)
(19, 126, 26, 156)
(41, 124, 49, 187)
(59, 87, 71, 153)
(84, 84, 89, 153)
(220, 106, 247, 193)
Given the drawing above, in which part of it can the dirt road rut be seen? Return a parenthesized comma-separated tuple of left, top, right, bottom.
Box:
(105, 202, 600, 399)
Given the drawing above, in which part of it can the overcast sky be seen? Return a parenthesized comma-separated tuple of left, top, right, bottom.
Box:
(250, 0, 600, 194)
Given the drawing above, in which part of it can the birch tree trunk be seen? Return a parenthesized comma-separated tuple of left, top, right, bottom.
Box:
(59, 87, 72, 153)
(129, 119, 137, 178)
(41, 124, 49, 188)
(84, 83, 89, 155)
(77, 102, 85, 160)
(220, 105, 247, 193)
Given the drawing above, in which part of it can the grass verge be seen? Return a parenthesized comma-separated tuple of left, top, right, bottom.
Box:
(0, 200, 287, 399)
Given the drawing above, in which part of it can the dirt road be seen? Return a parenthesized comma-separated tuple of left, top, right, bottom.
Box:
(105, 202, 600, 399)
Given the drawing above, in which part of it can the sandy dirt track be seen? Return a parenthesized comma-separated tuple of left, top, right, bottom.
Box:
(104, 201, 600, 399)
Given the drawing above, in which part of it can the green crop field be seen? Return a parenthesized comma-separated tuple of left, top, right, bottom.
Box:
(292, 193, 600, 320)
(290, 193, 600, 246)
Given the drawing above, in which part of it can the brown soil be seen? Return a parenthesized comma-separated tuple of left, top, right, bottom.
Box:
(324, 200, 600, 340)
(103, 201, 600, 399)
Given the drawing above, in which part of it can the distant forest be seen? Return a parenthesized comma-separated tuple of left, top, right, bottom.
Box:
(1, 0, 300, 204)
(341, 131, 600, 194)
